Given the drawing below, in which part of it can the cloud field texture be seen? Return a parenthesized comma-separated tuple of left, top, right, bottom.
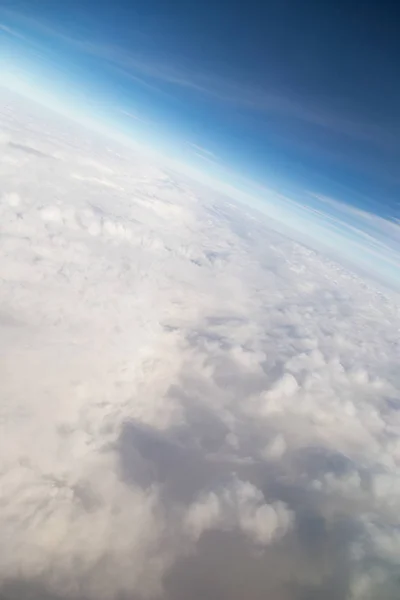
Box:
(0, 89, 400, 600)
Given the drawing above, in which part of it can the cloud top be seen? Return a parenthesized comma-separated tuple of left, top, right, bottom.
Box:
(0, 88, 400, 600)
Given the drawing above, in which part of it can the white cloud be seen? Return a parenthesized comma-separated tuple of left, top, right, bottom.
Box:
(185, 491, 223, 540)
(0, 87, 400, 599)
(188, 142, 217, 159)
(261, 434, 287, 460)
(185, 480, 293, 545)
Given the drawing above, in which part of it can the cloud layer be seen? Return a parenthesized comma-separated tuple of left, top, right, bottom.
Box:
(0, 88, 400, 600)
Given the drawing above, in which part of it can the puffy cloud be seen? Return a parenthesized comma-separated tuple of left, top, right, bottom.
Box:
(185, 492, 223, 540)
(261, 433, 287, 460)
(185, 480, 293, 545)
(0, 87, 400, 599)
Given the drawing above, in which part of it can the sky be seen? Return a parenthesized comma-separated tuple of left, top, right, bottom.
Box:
(0, 0, 399, 286)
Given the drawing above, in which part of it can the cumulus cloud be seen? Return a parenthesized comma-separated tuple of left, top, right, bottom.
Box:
(0, 86, 400, 599)
(185, 480, 293, 545)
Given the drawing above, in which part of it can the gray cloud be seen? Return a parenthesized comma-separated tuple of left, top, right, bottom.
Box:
(0, 87, 400, 600)
(7, 141, 52, 158)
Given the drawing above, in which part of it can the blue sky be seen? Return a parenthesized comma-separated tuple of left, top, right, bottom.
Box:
(0, 0, 399, 287)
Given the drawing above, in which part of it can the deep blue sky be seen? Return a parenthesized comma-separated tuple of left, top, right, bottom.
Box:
(2, 0, 400, 216)
(1, 0, 399, 284)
